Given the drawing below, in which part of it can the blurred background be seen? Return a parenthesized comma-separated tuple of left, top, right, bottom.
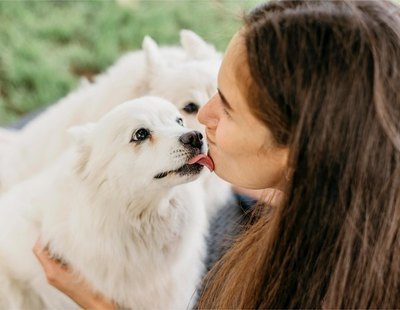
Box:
(0, 0, 261, 126)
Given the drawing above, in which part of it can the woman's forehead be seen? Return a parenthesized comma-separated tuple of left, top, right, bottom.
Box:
(223, 32, 248, 73)
(218, 32, 252, 112)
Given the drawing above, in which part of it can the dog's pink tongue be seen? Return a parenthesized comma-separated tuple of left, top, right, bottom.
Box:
(188, 154, 214, 172)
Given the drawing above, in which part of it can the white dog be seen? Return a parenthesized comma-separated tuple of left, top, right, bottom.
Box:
(0, 97, 212, 309)
(0, 30, 230, 218)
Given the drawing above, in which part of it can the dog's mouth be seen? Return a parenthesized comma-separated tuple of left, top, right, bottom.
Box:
(154, 154, 214, 179)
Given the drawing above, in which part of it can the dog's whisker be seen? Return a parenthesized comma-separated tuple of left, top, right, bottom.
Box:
(97, 178, 108, 191)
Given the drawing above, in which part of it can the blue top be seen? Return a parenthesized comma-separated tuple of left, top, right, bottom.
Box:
(205, 193, 256, 273)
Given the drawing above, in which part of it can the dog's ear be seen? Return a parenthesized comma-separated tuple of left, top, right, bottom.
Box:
(67, 123, 95, 175)
(180, 30, 217, 60)
(142, 36, 165, 74)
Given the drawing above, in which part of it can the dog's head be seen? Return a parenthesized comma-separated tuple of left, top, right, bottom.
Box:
(68, 97, 213, 194)
(143, 30, 221, 132)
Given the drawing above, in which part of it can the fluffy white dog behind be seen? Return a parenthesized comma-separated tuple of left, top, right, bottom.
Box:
(0, 30, 230, 219)
(0, 97, 211, 309)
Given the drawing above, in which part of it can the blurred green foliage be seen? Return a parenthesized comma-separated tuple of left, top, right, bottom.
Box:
(0, 0, 261, 125)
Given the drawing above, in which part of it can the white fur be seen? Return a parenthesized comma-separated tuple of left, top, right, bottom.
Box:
(0, 97, 208, 309)
(0, 30, 231, 218)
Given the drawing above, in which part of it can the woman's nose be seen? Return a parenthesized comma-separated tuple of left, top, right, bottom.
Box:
(197, 94, 218, 128)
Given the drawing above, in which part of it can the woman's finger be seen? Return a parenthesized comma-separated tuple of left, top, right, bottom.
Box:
(32, 239, 71, 286)
(32, 239, 49, 267)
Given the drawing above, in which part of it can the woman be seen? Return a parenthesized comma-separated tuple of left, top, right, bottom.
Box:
(34, 0, 400, 308)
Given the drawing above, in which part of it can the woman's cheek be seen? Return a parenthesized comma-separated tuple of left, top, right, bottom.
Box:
(215, 123, 236, 154)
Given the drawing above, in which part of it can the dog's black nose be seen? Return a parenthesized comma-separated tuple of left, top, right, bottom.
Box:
(179, 131, 203, 149)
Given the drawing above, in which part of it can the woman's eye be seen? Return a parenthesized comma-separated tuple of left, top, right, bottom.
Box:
(131, 128, 150, 142)
(176, 117, 184, 126)
(182, 102, 199, 114)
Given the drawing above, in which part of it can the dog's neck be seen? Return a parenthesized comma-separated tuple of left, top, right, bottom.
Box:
(71, 169, 183, 232)
(45, 149, 194, 263)
(53, 175, 192, 278)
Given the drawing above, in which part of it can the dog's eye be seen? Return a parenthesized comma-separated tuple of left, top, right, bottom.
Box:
(182, 102, 199, 114)
(176, 117, 184, 126)
(131, 128, 150, 142)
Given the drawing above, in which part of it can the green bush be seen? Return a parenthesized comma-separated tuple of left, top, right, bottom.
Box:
(0, 0, 260, 125)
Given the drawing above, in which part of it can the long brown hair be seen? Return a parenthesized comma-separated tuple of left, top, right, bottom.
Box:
(198, 1, 400, 308)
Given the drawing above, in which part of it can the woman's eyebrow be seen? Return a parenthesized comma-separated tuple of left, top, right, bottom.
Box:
(217, 88, 234, 111)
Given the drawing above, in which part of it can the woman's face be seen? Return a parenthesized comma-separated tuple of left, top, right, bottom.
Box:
(198, 32, 288, 190)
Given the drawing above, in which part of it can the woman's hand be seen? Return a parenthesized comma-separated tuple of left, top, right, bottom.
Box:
(32, 240, 116, 310)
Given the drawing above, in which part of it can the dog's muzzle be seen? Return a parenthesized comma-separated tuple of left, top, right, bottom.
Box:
(154, 131, 209, 179)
